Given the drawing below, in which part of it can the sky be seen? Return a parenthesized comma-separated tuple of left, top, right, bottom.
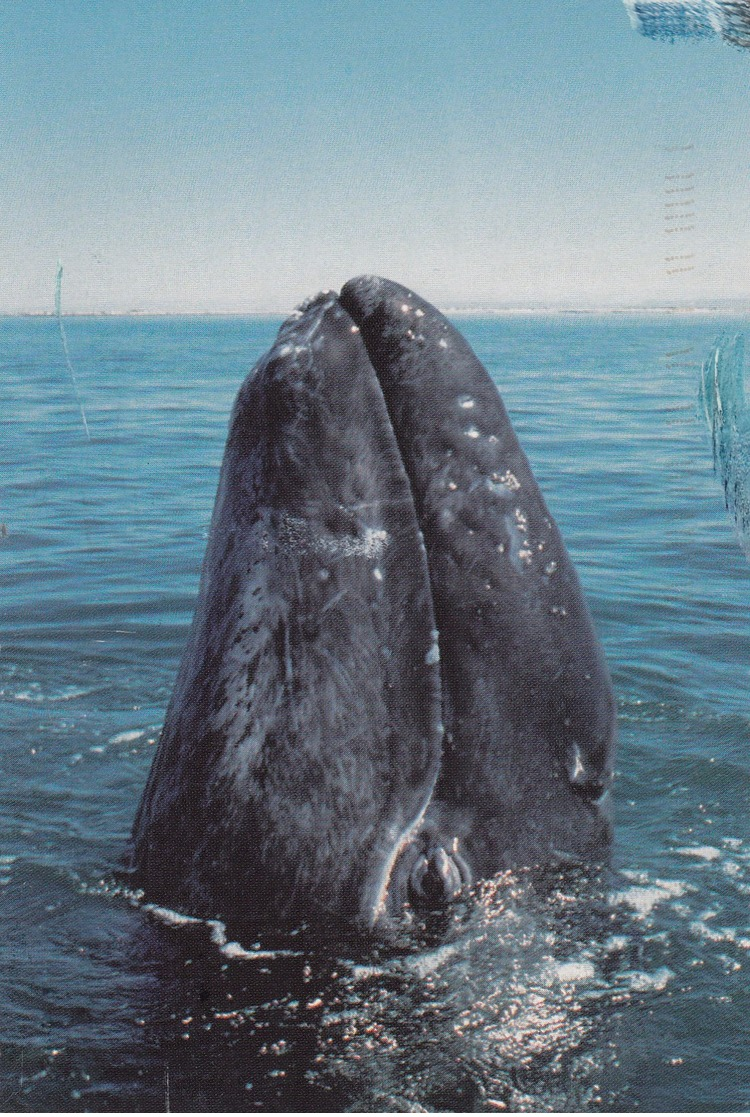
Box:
(1, 0, 749, 313)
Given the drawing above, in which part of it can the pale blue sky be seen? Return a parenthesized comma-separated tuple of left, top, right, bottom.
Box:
(1, 0, 749, 312)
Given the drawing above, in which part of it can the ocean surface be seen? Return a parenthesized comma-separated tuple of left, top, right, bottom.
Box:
(2, 310, 750, 1112)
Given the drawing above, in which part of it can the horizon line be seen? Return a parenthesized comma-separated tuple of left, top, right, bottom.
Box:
(4, 301, 750, 319)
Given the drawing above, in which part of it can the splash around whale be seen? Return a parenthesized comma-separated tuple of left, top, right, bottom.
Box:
(126, 276, 616, 930)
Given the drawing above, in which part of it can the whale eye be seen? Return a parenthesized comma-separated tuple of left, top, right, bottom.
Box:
(408, 845, 469, 909)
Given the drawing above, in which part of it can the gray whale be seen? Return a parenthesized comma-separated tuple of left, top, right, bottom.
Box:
(127, 277, 615, 928)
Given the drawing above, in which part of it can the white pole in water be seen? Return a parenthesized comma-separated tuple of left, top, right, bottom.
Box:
(55, 261, 91, 441)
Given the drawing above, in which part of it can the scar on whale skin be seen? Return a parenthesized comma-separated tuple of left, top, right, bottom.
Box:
(126, 277, 616, 930)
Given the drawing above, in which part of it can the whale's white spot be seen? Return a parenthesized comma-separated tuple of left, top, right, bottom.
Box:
(439, 338, 448, 349)
(425, 642, 440, 666)
(465, 426, 480, 439)
(280, 515, 389, 561)
(487, 470, 520, 498)
(568, 743, 586, 782)
(373, 567, 383, 582)
(458, 395, 475, 410)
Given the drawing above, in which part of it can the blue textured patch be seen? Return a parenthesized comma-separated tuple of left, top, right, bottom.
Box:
(623, 0, 750, 44)
(698, 333, 750, 558)
(623, 0, 719, 41)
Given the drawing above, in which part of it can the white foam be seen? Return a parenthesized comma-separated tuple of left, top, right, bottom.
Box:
(689, 918, 750, 949)
(349, 964, 386, 982)
(405, 943, 459, 979)
(610, 879, 687, 917)
(675, 845, 722, 861)
(13, 685, 94, 704)
(556, 961, 596, 984)
(143, 904, 202, 927)
(220, 940, 258, 960)
(109, 729, 144, 745)
(621, 967, 674, 992)
(206, 919, 227, 946)
(722, 860, 743, 878)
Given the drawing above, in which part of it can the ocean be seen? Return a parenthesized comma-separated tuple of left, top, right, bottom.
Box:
(2, 310, 750, 1112)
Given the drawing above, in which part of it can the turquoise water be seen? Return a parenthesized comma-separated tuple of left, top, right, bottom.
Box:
(2, 312, 750, 1111)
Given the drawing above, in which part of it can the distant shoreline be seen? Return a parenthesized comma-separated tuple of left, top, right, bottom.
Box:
(3, 305, 750, 319)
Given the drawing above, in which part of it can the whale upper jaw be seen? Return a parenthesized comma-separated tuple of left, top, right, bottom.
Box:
(340, 275, 616, 880)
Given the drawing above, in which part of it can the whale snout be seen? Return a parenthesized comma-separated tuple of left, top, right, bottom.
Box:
(128, 274, 617, 928)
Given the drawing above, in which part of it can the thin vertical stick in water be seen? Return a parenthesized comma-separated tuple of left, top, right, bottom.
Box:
(55, 262, 91, 441)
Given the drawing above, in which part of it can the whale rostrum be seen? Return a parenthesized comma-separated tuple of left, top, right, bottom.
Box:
(127, 278, 616, 928)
